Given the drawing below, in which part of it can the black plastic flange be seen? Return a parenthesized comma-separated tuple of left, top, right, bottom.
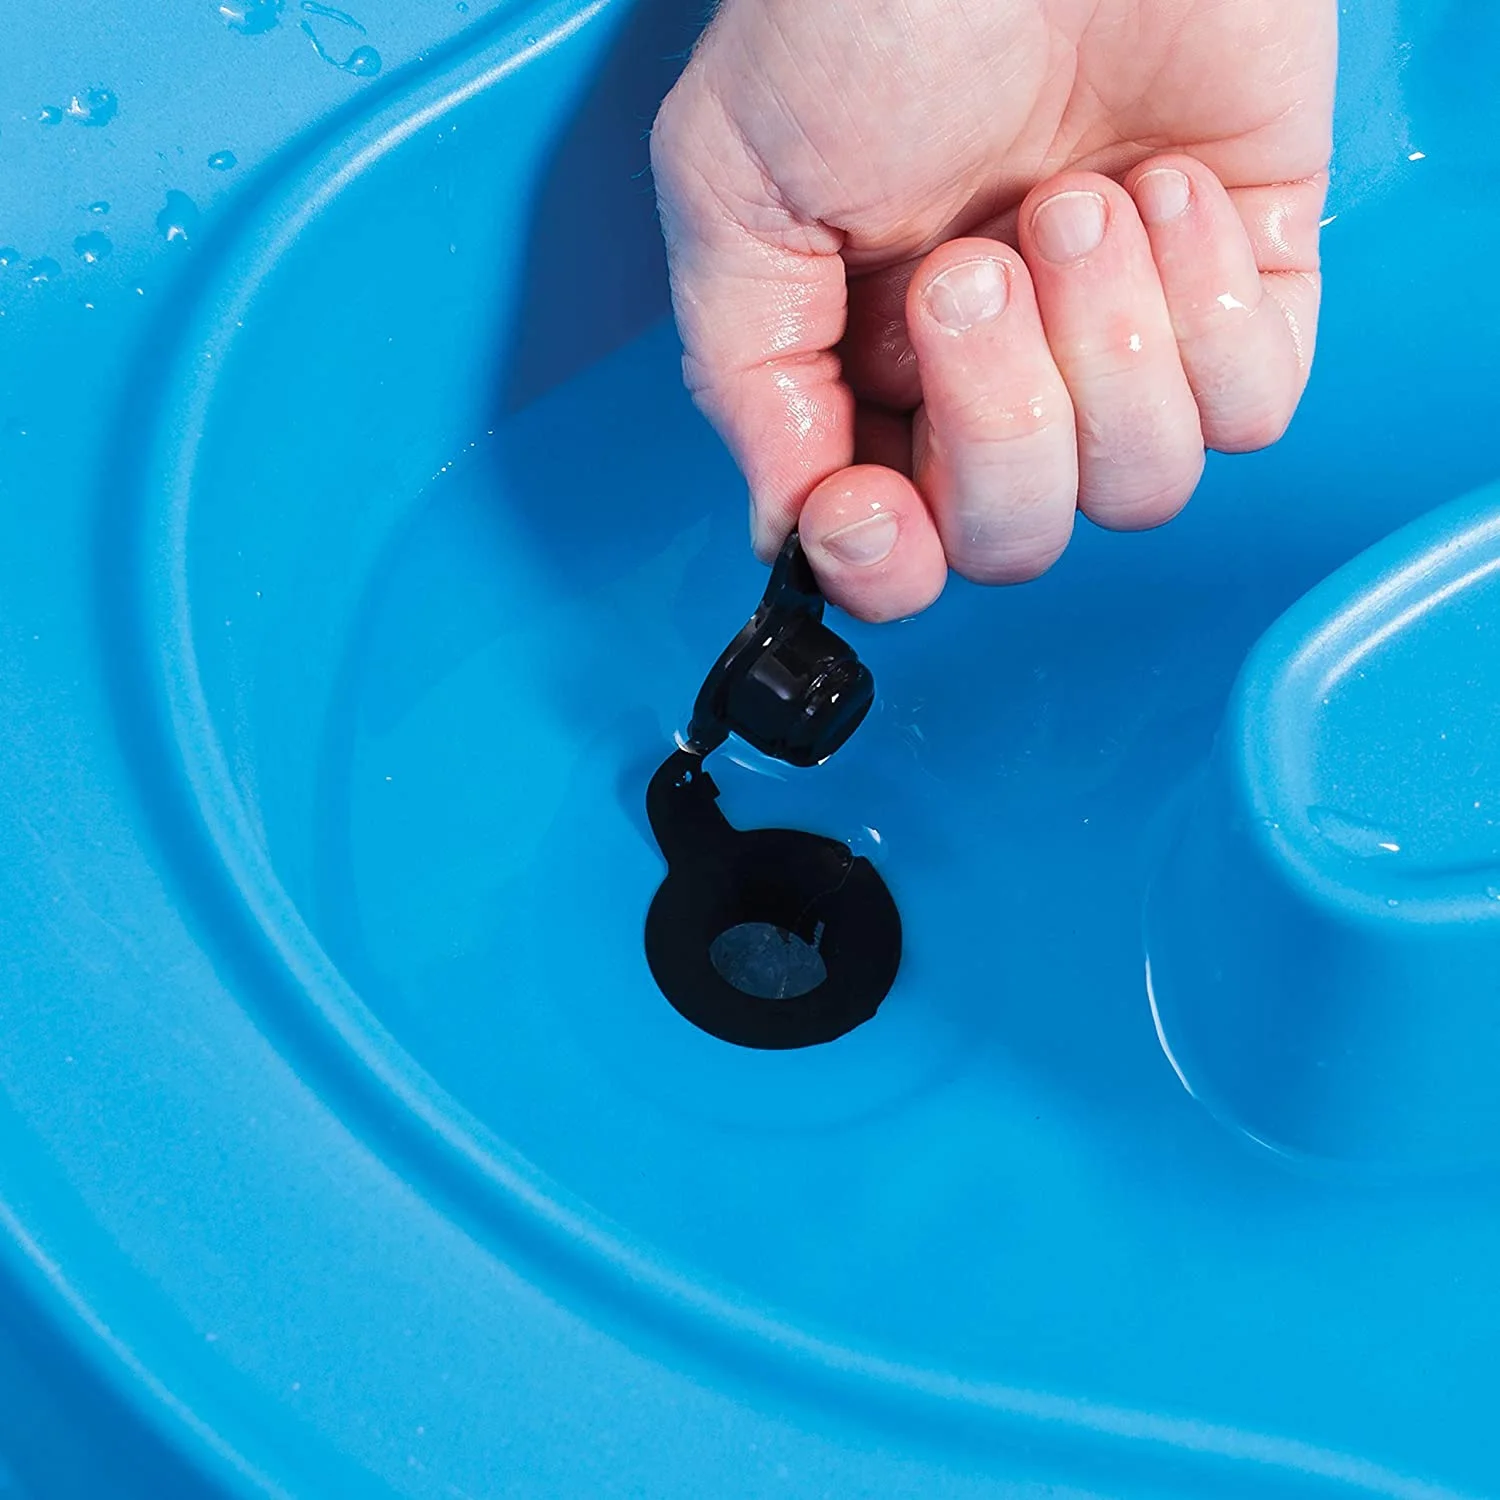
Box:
(644, 751, 901, 1050)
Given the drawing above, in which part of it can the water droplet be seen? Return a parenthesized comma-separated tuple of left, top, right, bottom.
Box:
(219, 0, 283, 32)
(1486, 885, 1500, 902)
(1306, 806, 1404, 860)
(455, 1, 468, 9)
(38, 105, 64, 125)
(299, 16, 381, 75)
(156, 190, 201, 245)
(73, 231, 112, 264)
(88, 200, 110, 215)
(0, 247, 19, 268)
(66, 86, 118, 127)
(208, 149, 238, 171)
(26, 257, 61, 284)
(301, 0, 365, 30)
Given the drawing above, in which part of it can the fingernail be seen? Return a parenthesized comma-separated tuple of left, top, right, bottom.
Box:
(1135, 168, 1192, 225)
(1031, 190, 1107, 263)
(923, 258, 1009, 332)
(820, 511, 899, 567)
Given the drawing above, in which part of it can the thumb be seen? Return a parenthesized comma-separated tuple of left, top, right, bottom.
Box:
(650, 74, 854, 558)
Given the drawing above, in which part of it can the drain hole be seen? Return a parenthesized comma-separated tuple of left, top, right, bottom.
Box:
(644, 752, 901, 1047)
(709, 921, 828, 1000)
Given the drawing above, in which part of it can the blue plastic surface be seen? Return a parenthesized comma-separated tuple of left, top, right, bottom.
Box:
(1150, 482, 1500, 1169)
(2, 0, 1499, 1495)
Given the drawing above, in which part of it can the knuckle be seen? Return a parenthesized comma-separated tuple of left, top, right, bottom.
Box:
(1075, 385, 1194, 470)
(1081, 463, 1202, 531)
(941, 495, 1076, 585)
(1206, 397, 1295, 454)
(649, 83, 695, 182)
(947, 394, 1063, 445)
(1074, 397, 1204, 528)
(953, 536, 1069, 586)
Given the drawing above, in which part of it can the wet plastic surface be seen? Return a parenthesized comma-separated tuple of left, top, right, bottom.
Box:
(3, 0, 1500, 1495)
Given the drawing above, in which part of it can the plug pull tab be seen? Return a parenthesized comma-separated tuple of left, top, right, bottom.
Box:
(645, 749, 735, 866)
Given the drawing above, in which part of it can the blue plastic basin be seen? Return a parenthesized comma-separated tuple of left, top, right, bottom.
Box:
(2, 1, 1498, 1495)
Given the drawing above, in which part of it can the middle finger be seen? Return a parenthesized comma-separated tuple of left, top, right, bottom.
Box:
(1020, 172, 1205, 531)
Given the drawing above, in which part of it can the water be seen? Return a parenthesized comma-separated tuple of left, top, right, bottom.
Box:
(88, 202, 110, 215)
(24, 258, 60, 284)
(1306, 805, 1404, 858)
(297, 0, 381, 75)
(0, 249, 19, 269)
(301, 0, 365, 29)
(208, 150, 239, 172)
(249, 235, 1493, 1354)
(218, 0, 283, 33)
(65, 87, 118, 128)
(72, 233, 112, 265)
(301, 20, 382, 76)
(156, 191, 201, 245)
(709, 923, 828, 1001)
(342, 46, 381, 78)
(36, 106, 63, 126)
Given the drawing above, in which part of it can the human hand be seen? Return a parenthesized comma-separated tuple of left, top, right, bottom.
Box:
(651, 0, 1337, 619)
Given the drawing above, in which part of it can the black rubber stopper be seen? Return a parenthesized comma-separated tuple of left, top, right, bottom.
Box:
(644, 751, 901, 1049)
(686, 534, 874, 767)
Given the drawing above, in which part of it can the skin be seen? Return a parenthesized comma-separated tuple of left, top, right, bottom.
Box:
(651, 0, 1339, 621)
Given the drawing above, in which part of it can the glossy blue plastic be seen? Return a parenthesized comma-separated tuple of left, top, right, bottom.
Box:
(2, 1, 1499, 1496)
(1150, 483, 1500, 1169)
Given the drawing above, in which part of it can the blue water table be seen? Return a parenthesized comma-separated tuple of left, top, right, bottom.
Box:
(1, 0, 1497, 1494)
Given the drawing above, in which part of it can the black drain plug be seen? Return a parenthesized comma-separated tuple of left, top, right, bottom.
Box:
(644, 536, 901, 1049)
